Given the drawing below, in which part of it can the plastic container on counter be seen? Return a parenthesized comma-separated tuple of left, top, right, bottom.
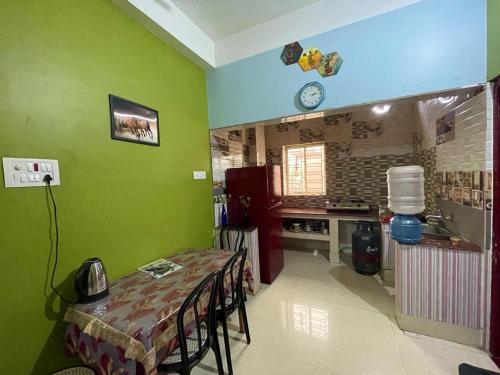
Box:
(387, 166, 425, 244)
(386, 165, 425, 215)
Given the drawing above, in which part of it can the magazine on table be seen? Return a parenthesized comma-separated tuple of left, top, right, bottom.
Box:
(138, 259, 182, 279)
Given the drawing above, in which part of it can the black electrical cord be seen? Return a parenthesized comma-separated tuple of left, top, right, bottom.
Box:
(44, 175, 75, 304)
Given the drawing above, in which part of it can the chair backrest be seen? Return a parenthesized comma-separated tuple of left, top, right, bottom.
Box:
(176, 271, 220, 369)
(220, 247, 247, 307)
(219, 224, 244, 252)
(52, 367, 96, 375)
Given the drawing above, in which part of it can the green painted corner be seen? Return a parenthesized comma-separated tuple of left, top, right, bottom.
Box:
(0, 1, 213, 374)
(488, 0, 500, 80)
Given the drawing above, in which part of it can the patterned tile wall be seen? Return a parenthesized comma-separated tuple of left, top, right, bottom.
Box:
(415, 89, 491, 214)
(211, 128, 254, 191)
(265, 103, 417, 208)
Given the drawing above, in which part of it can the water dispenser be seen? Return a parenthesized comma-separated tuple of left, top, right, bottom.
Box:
(387, 166, 425, 244)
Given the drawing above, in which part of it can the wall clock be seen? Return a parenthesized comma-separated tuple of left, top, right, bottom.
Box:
(298, 81, 325, 109)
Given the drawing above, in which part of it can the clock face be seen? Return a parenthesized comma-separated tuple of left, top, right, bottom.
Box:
(299, 82, 324, 109)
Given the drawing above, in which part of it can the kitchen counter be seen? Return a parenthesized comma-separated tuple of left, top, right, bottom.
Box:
(277, 206, 379, 219)
(395, 239, 484, 347)
(277, 206, 378, 263)
(418, 235, 481, 252)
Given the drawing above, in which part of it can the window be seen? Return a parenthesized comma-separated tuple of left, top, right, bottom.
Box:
(283, 143, 326, 196)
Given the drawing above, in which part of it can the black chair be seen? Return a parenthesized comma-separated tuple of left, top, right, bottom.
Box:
(158, 272, 224, 375)
(52, 367, 97, 375)
(458, 364, 500, 375)
(219, 224, 245, 252)
(217, 247, 251, 375)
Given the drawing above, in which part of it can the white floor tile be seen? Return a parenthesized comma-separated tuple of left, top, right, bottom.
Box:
(194, 249, 498, 375)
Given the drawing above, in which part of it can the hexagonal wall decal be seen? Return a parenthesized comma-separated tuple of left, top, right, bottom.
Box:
(280, 42, 303, 65)
(297, 48, 323, 72)
(316, 52, 343, 77)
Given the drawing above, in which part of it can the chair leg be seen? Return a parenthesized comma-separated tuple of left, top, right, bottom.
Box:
(220, 315, 234, 375)
(239, 303, 251, 344)
(211, 333, 225, 375)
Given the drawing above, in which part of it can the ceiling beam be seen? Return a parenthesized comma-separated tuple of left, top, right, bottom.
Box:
(111, 0, 215, 69)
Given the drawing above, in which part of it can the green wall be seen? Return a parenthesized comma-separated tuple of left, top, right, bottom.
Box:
(488, 0, 500, 80)
(0, 1, 213, 374)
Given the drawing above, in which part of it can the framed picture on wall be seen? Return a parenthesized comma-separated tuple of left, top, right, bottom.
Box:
(448, 187, 455, 200)
(485, 171, 493, 191)
(472, 190, 483, 209)
(109, 94, 160, 146)
(463, 188, 472, 206)
(472, 171, 483, 190)
(485, 190, 493, 211)
(436, 110, 455, 145)
(441, 185, 448, 200)
(463, 172, 472, 188)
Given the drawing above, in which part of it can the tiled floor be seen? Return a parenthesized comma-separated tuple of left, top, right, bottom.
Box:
(194, 249, 499, 375)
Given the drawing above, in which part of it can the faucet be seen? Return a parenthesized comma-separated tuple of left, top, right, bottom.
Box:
(425, 209, 452, 224)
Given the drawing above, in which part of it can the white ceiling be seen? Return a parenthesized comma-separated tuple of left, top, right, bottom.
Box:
(170, 0, 321, 40)
(114, 0, 423, 68)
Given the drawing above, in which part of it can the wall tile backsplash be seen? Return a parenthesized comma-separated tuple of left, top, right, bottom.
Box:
(211, 129, 253, 191)
(265, 103, 417, 207)
(351, 120, 383, 139)
(414, 87, 492, 249)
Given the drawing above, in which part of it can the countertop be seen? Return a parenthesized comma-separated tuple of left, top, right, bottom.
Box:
(277, 206, 379, 219)
(278, 207, 481, 252)
(215, 226, 257, 233)
(415, 235, 482, 252)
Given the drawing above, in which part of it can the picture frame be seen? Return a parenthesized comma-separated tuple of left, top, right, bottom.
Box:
(446, 172, 454, 186)
(436, 171, 443, 185)
(463, 188, 472, 206)
(472, 171, 483, 190)
(109, 94, 160, 146)
(457, 171, 464, 187)
(436, 110, 456, 145)
(472, 190, 483, 209)
(441, 185, 449, 200)
(463, 172, 472, 188)
(448, 187, 455, 200)
(485, 191, 493, 211)
(485, 171, 493, 191)
(453, 187, 463, 204)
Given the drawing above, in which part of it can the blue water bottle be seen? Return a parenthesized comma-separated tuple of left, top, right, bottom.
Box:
(221, 204, 228, 227)
(387, 166, 425, 244)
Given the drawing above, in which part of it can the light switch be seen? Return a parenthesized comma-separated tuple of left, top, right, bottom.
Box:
(193, 171, 207, 180)
(2, 157, 60, 188)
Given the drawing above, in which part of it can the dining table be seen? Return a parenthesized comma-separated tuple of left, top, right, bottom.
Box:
(64, 248, 254, 375)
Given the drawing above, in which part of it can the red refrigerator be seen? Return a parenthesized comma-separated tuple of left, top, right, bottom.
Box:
(225, 166, 284, 284)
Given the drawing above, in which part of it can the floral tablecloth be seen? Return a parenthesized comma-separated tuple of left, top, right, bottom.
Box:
(64, 248, 253, 375)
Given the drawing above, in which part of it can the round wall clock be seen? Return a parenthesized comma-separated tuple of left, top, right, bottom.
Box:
(298, 81, 325, 109)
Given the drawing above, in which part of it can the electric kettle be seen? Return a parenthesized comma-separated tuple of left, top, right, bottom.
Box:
(74, 258, 109, 303)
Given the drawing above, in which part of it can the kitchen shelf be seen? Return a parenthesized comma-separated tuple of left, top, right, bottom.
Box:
(282, 229, 330, 241)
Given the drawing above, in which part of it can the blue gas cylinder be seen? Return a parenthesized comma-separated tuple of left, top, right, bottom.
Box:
(390, 214, 421, 244)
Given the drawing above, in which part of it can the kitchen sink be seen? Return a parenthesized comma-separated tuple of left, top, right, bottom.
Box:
(421, 223, 455, 240)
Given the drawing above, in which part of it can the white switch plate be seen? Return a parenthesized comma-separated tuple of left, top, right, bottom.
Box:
(193, 171, 207, 180)
(2, 157, 61, 188)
